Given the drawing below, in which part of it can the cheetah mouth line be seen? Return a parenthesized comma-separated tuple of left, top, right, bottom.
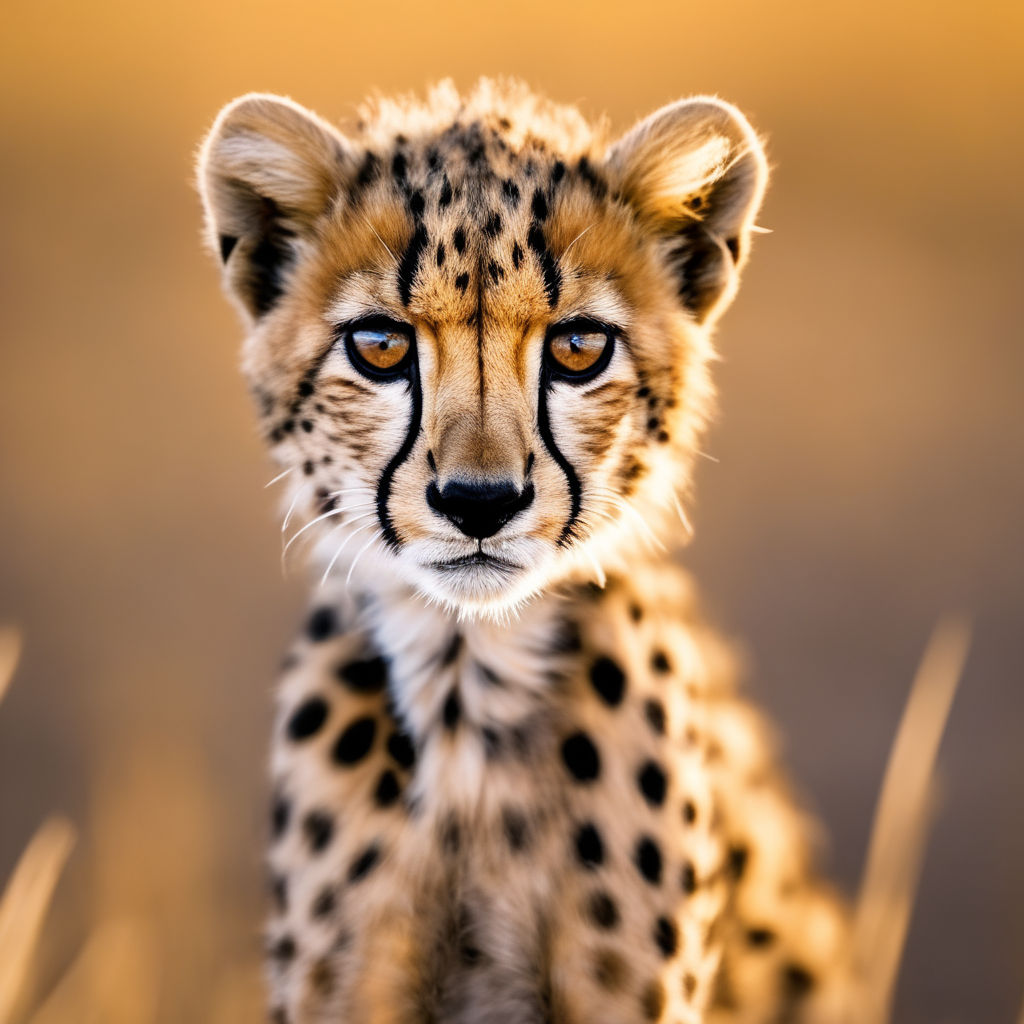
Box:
(430, 552, 523, 573)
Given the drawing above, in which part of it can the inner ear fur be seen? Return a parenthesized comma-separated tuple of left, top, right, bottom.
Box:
(607, 96, 768, 326)
(197, 93, 350, 321)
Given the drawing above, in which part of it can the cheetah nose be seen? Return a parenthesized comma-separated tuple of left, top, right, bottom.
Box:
(426, 479, 535, 540)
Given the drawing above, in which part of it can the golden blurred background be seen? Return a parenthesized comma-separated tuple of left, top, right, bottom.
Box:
(0, 1, 1021, 1021)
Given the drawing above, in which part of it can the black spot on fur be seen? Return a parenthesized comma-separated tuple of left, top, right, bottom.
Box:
(391, 151, 407, 181)
(576, 156, 608, 198)
(441, 633, 463, 665)
(436, 241, 446, 267)
(374, 769, 402, 808)
(303, 810, 334, 853)
(488, 259, 505, 282)
(593, 949, 628, 992)
(635, 836, 662, 884)
(312, 887, 336, 919)
(728, 844, 749, 881)
(551, 160, 566, 183)
(651, 650, 672, 675)
(409, 189, 426, 217)
(270, 934, 296, 963)
(587, 890, 620, 929)
(511, 241, 524, 269)
(442, 690, 461, 730)
(219, 234, 238, 263)
(332, 716, 377, 765)
(453, 226, 467, 253)
(681, 861, 697, 894)
(527, 222, 561, 306)
(640, 978, 665, 1021)
(454, 272, 470, 293)
(300, 419, 313, 433)
(386, 730, 416, 769)
(338, 656, 387, 694)
(484, 211, 502, 237)
(348, 843, 381, 883)
(561, 731, 600, 782)
(747, 927, 776, 948)
(530, 189, 548, 221)
(397, 223, 429, 306)
(356, 151, 379, 189)
(644, 699, 666, 735)
(683, 800, 697, 825)
(439, 175, 453, 208)
(270, 873, 287, 913)
(654, 916, 678, 958)
(287, 697, 329, 742)
(271, 793, 291, 839)
(638, 762, 667, 806)
(574, 822, 605, 869)
(502, 179, 521, 205)
(307, 606, 337, 642)
(589, 656, 626, 706)
(502, 807, 530, 852)
(783, 963, 816, 999)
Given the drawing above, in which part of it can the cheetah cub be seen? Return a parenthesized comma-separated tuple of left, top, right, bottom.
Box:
(199, 80, 852, 1024)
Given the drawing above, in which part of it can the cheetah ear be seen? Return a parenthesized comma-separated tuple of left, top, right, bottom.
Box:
(607, 97, 767, 326)
(197, 93, 350, 321)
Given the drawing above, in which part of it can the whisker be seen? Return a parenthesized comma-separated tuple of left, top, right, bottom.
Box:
(561, 222, 597, 260)
(319, 518, 380, 586)
(281, 486, 307, 534)
(345, 531, 384, 585)
(282, 506, 347, 561)
(360, 214, 398, 267)
(264, 466, 295, 488)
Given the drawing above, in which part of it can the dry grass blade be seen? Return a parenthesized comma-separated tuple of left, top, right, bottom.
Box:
(850, 616, 971, 1024)
(0, 818, 76, 1024)
(27, 919, 160, 1024)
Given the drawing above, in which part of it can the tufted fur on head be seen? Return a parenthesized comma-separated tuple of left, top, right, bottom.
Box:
(197, 80, 767, 617)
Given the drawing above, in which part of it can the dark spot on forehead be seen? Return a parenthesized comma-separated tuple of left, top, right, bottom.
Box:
(502, 179, 520, 205)
(488, 260, 505, 282)
(409, 190, 426, 217)
(391, 151, 407, 180)
(531, 189, 548, 221)
(356, 151, 379, 188)
(439, 175, 453, 208)
(527, 222, 561, 307)
(436, 242, 446, 267)
(397, 223, 429, 306)
(484, 211, 502, 237)
(551, 159, 566, 183)
(511, 241, 523, 269)
(455, 272, 470, 293)
(453, 226, 467, 253)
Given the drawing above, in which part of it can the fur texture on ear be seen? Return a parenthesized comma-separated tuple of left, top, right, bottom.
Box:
(606, 97, 767, 326)
(197, 93, 350, 321)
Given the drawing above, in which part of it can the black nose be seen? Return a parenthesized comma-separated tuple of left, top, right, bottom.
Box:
(426, 479, 535, 540)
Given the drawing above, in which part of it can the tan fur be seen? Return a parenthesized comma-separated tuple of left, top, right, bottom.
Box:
(198, 79, 853, 1023)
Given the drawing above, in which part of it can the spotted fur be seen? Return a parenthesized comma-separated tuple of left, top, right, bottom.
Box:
(198, 80, 852, 1023)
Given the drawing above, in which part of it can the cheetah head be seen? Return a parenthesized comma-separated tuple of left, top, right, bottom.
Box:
(198, 81, 766, 616)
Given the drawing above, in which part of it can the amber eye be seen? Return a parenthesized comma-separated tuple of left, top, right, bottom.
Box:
(344, 317, 414, 379)
(545, 320, 615, 382)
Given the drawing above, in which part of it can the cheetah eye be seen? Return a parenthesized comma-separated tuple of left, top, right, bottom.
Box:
(343, 316, 414, 379)
(545, 319, 616, 382)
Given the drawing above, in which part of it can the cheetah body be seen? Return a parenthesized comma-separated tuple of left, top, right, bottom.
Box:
(198, 80, 852, 1023)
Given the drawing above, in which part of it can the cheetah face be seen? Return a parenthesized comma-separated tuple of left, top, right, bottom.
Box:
(198, 82, 766, 615)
